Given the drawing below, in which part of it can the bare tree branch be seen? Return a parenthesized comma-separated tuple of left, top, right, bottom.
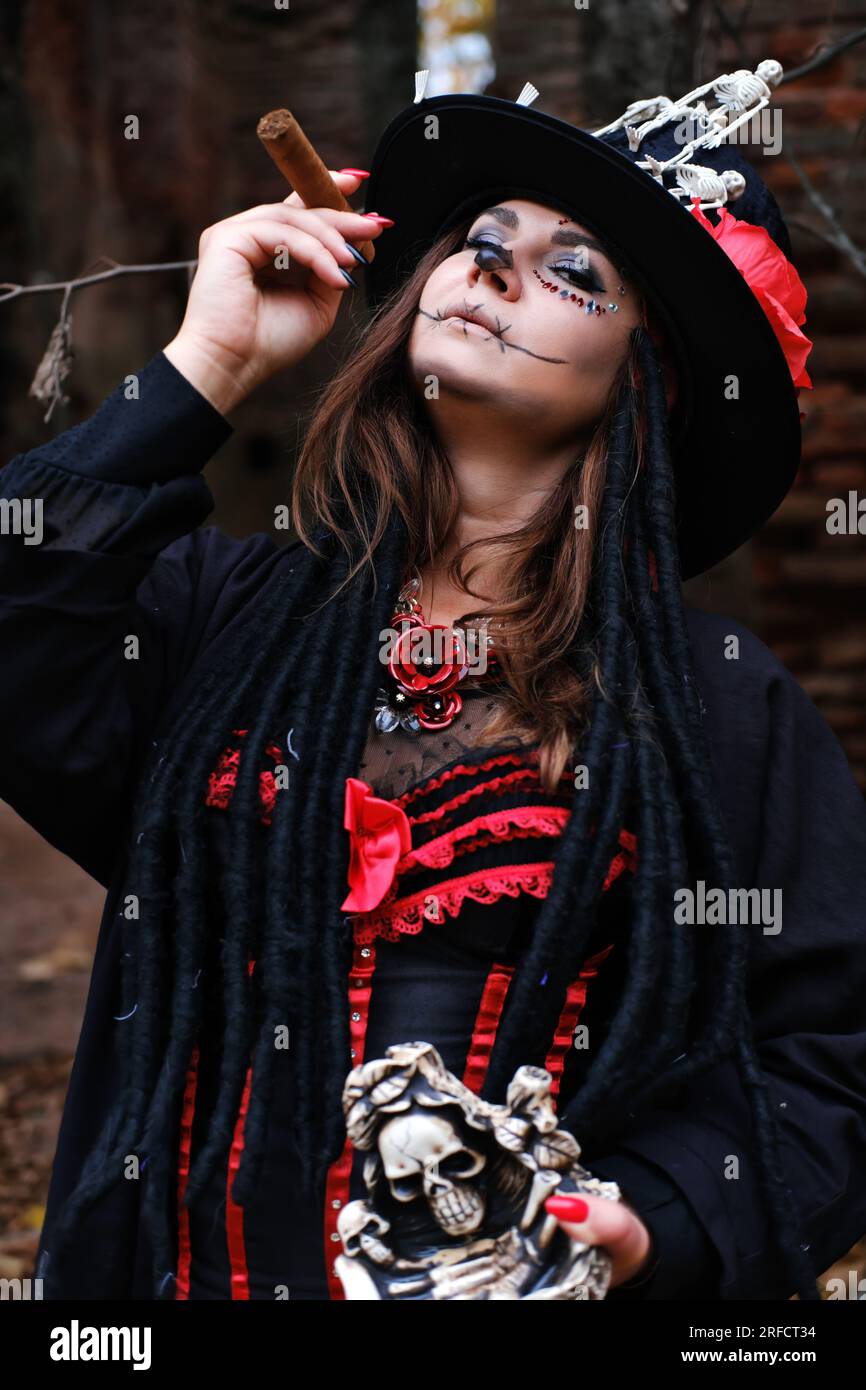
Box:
(780, 26, 866, 85)
(0, 256, 198, 422)
(784, 142, 866, 279)
(787, 214, 866, 277)
(0, 257, 197, 304)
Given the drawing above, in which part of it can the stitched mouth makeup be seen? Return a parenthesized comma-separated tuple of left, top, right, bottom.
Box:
(444, 314, 488, 334)
(417, 301, 569, 365)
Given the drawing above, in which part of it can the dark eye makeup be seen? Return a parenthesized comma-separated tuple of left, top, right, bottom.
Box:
(462, 232, 607, 294)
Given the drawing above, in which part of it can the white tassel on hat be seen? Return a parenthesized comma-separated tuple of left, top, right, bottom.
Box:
(414, 69, 540, 107)
(514, 82, 540, 108)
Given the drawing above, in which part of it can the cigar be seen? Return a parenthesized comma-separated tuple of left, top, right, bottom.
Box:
(256, 108, 374, 264)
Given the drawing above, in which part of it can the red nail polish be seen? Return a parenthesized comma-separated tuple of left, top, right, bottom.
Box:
(363, 214, 395, 226)
(545, 1194, 589, 1222)
(339, 168, 370, 178)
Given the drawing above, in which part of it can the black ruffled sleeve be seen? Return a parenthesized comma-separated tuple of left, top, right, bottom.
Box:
(0, 351, 248, 886)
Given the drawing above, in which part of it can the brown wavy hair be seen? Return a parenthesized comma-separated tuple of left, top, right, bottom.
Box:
(291, 214, 665, 793)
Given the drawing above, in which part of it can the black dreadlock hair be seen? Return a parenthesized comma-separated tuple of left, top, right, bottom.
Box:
(47, 327, 820, 1302)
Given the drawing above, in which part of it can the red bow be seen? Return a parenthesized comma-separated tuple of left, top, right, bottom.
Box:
(340, 777, 412, 913)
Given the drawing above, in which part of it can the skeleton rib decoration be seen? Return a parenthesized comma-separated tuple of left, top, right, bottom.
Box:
(334, 1042, 622, 1300)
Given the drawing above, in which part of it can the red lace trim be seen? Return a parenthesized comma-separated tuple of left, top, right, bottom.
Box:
(205, 729, 286, 826)
(350, 862, 557, 944)
(406, 767, 552, 827)
(399, 804, 571, 874)
(349, 828, 638, 944)
(396, 752, 531, 808)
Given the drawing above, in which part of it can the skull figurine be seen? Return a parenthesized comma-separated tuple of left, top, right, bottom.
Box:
(337, 1201, 395, 1267)
(378, 1112, 487, 1236)
(337, 1041, 623, 1299)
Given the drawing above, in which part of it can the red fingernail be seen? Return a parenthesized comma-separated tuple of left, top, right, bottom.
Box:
(545, 1195, 589, 1222)
(339, 168, 370, 178)
(363, 214, 394, 226)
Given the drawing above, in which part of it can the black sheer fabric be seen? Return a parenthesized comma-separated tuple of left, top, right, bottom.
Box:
(357, 679, 525, 799)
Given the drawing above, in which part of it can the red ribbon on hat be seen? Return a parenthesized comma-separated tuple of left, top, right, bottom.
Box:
(688, 199, 813, 393)
(340, 777, 412, 913)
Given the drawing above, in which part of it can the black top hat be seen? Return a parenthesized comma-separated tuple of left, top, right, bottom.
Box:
(362, 66, 811, 580)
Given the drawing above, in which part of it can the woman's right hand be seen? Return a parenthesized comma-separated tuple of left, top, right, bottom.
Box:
(163, 170, 389, 416)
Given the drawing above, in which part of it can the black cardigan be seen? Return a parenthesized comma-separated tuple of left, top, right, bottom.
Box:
(1, 350, 864, 1299)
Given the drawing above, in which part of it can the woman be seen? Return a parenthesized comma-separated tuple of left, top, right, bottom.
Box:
(1, 68, 865, 1303)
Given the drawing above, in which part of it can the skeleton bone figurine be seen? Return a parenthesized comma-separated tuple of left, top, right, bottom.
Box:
(621, 58, 783, 157)
(590, 58, 783, 210)
(334, 1041, 622, 1300)
(670, 164, 746, 210)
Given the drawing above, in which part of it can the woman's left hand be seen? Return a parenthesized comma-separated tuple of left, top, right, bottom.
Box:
(544, 1191, 655, 1287)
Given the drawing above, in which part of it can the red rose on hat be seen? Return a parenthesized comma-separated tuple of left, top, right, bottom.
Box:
(689, 200, 813, 392)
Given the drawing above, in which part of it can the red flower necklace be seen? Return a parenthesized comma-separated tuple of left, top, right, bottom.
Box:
(374, 566, 501, 734)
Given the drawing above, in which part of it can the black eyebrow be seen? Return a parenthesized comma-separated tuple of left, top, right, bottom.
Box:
(473, 206, 610, 258)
